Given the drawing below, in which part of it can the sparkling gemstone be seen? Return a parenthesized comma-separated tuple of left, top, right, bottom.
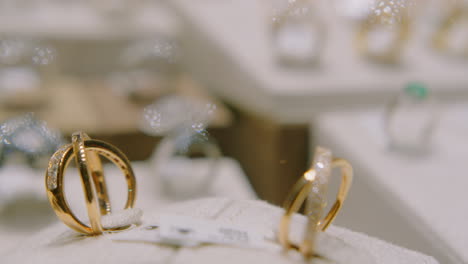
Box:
(47, 164, 58, 190)
(32, 45, 56, 65)
(140, 94, 217, 153)
(306, 146, 332, 217)
(301, 146, 333, 249)
(0, 113, 64, 168)
(46, 145, 69, 190)
(405, 82, 428, 100)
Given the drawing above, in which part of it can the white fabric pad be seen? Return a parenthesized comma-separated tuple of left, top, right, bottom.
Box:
(2, 198, 438, 264)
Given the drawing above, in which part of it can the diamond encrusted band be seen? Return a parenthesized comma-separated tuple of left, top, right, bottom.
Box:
(278, 146, 353, 259)
(46, 144, 71, 191)
(45, 131, 137, 235)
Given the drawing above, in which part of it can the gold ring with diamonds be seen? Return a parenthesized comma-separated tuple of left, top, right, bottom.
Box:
(278, 147, 352, 259)
(45, 131, 136, 235)
(355, 9, 410, 64)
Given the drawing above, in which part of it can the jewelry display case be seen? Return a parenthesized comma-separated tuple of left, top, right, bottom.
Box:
(0, 1, 466, 263)
(314, 103, 468, 264)
(167, 0, 468, 204)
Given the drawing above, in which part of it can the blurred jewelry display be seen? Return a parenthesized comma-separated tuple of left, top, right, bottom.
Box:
(152, 132, 221, 199)
(384, 82, 437, 155)
(279, 146, 353, 259)
(142, 95, 221, 199)
(0, 37, 56, 109)
(46, 131, 137, 235)
(269, 0, 326, 67)
(355, 0, 410, 64)
(0, 113, 63, 168)
(109, 35, 180, 104)
(432, 4, 468, 58)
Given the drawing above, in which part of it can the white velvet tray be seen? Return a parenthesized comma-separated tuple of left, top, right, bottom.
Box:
(2, 198, 438, 264)
(168, 0, 468, 124)
(313, 103, 468, 264)
(0, 158, 256, 256)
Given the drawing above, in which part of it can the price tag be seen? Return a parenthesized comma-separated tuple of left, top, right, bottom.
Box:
(107, 214, 280, 251)
(107, 214, 376, 264)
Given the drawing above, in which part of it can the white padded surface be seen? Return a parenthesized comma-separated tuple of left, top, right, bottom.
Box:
(2, 198, 438, 264)
(0, 158, 256, 256)
(314, 103, 468, 264)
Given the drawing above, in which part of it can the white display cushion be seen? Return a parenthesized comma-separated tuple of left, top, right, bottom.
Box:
(2, 198, 438, 264)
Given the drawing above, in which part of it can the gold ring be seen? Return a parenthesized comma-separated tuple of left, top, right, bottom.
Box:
(45, 131, 136, 235)
(270, 0, 325, 66)
(279, 147, 352, 258)
(355, 8, 410, 64)
(433, 5, 468, 57)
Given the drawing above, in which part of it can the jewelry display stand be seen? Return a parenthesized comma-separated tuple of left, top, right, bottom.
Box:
(169, 0, 468, 121)
(2, 198, 438, 264)
(0, 158, 255, 255)
(313, 104, 468, 264)
(166, 0, 468, 204)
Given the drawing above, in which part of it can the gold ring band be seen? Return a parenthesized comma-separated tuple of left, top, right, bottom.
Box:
(355, 11, 410, 64)
(46, 132, 136, 235)
(279, 147, 353, 258)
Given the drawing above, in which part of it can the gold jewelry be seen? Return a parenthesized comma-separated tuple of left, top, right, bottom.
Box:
(355, 4, 410, 64)
(433, 5, 468, 57)
(270, 0, 325, 67)
(279, 147, 352, 259)
(45, 131, 136, 235)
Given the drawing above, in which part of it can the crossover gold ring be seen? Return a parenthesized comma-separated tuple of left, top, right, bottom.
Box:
(45, 131, 136, 235)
